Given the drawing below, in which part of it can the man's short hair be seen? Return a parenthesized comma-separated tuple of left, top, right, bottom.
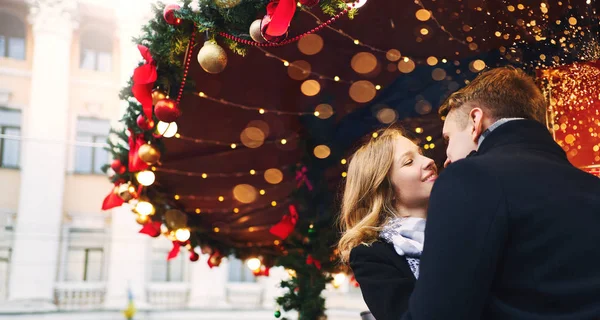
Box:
(439, 66, 547, 129)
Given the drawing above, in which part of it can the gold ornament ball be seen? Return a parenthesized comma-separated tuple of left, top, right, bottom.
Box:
(138, 143, 161, 165)
(214, 0, 241, 8)
(152, 89, 167, 105)
(197, 41, 228, 74)
(249, 19, 266, 43)
(165, 209, 188, 230)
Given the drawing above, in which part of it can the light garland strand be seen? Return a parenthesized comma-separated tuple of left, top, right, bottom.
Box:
(255, 47, 355, 84)
(153, 164, 292, 179)
(176, 132, 299, 147)
(195, 91, 323, 116)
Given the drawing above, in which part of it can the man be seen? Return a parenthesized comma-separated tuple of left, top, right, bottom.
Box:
(402, 66, 600, 319)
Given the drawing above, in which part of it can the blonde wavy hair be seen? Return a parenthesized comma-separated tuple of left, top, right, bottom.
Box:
(337, 127, 406, 263)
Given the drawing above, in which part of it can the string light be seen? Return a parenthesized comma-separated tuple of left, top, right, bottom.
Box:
(196, 91, 330, 116)
(176, 132, 299, 147)
(154, 165, 291, 179)
(257, 47, 354, 84)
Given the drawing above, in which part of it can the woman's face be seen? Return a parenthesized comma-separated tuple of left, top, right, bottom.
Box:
(389, 136, 438, 209)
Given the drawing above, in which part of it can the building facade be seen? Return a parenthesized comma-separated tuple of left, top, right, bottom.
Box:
(0, 0, 366, 319)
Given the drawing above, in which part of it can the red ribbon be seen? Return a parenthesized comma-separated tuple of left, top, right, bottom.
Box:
(167, 241, 181, 260)
(139, 221, 162, 238)
(128, 129, 149, 172)
(306, 255, 321, 270)
(295, 166, 313, 191)
(269, 204, 299, 239)
(101, 183, 124, 210)
(132, 45, 157, 119)
(265, 0, 296, 37)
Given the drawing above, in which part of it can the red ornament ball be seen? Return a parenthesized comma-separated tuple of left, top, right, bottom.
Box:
(154, 99, 181, 122)
(300, 0, 320, 6)
(136, 114, 155, 131)
(163, 4, 181, 25)
(189, 251, 200, 262)
(110, 159, 126, 175)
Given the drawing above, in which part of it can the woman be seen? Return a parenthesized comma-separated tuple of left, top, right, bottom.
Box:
(338, 127, 438, 320)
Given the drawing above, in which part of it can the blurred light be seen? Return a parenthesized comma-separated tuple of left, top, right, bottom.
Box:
(136, 170, 155, 186)
(156, 121, 178, 138)
(135, 200, 155, 216)
(415, 127, 423, 134)
(341, 159, 347, 164)
(175, 228, 191, 242)
(314, 145, 331, 159)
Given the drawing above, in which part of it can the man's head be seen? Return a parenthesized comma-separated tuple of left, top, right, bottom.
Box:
(440, 66, 547, 167)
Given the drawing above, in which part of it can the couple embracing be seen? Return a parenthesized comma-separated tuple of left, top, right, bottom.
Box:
(338, 67, 600, 320)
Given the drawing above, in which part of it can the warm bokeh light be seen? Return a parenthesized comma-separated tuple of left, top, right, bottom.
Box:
(313, 145, 331, 159)
(349, 80, 377, 103)
(264, 168, 284, 184)
(233, 184, 258, 204)
(301, 80, 321, 96)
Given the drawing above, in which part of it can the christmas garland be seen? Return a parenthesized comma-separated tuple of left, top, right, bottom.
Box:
(102, 0, 361, 318)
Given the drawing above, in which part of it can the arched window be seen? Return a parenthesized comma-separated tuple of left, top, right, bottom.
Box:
(0, 12, 26, 60)
(79, 30, 112, 72)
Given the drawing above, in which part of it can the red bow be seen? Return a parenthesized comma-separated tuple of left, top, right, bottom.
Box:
(295, 166, 313, 191)
(264, 0, 296, 37)
(132, 45, 157, 119)
(101, 183, 124, 210)
(269, 204, 299, 239)
(128, 129, 149, 172)
(167, 241, 181, 260)
(139, 221, 162, 238)
(306, 255, 321, 270)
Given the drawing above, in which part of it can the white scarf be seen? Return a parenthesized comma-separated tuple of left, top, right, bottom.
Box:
(380, 217, 426, 278)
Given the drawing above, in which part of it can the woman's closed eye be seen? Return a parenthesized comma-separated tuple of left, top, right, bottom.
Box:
(403, 159, 413, 166)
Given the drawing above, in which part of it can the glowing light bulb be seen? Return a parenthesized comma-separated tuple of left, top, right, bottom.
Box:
(136, 170, 155, 186)
(175, 228, 191, 242)
(135, 200, 155, 216)
(246, 258, 262, 271)
(156, 121, 178, 138)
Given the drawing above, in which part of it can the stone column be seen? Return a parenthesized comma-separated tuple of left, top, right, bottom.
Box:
(7, 0, 77, 310)
(104, 205, 150, 309)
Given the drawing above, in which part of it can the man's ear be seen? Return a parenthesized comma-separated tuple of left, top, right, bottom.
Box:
(469, 107, 485, 143)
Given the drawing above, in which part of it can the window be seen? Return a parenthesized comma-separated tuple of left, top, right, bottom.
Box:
(0, 108, 21, 168)
(0, 12, 26, 60)
(79, 31, 112, 72)
(74, 117, 109, 174)
(151, 249, 186, 282)
(64, 229, 105, 282)
(227, 256, 256, 283)
(66, 248, 103, 282)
